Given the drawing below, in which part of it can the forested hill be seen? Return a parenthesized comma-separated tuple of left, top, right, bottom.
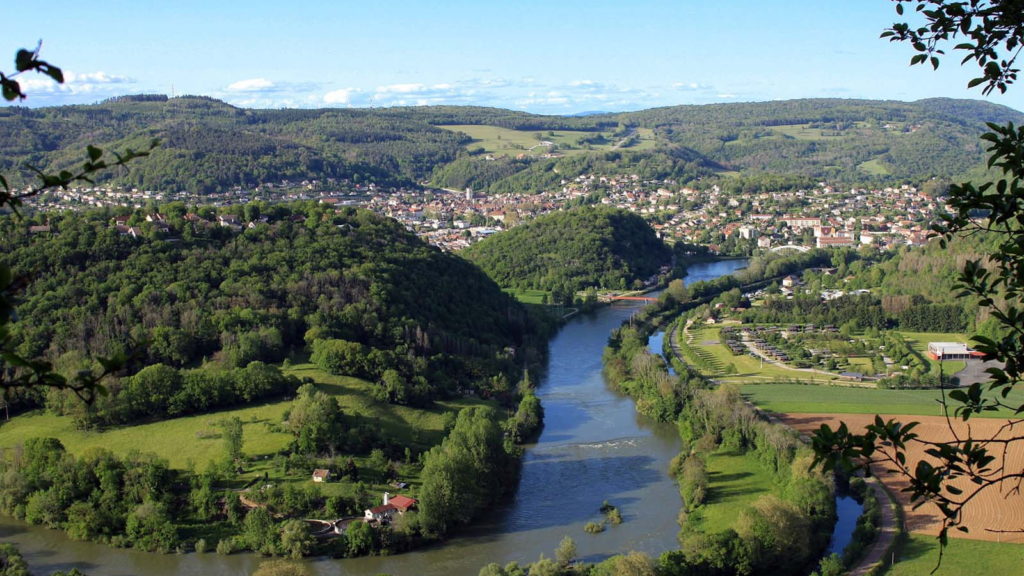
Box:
(461, 206, 671, 301)
(0, 96, 470, 193)
(619, 98, 1024, 183)
(1, 95, 1021, 194)
(2, 203, 544, 417)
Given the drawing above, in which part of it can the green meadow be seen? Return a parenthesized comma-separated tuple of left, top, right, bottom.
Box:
(505, 288, 550, 305)
(0, 363, 493, 470)
(883, 534, 1024, 576)
(858, 158, 892, 176)
(687, 449, 775, 534)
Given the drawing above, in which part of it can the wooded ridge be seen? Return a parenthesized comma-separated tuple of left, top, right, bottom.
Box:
(2, 96, 1020, 195)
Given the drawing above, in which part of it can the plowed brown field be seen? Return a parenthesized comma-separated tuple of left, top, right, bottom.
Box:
(780, 413, 1024, 543)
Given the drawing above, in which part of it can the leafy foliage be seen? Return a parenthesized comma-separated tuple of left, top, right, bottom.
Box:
(1, 46, 158, 405)
(884, 0, 1024, 94)
(417, 406, 516, 536)
(2, 204, 542, 417)
(462, 206, 671, 299)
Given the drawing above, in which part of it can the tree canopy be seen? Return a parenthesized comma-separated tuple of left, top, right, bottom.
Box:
(462, 206, 671, 300)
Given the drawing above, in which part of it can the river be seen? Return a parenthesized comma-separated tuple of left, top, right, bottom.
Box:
(1, 259, 750, 576)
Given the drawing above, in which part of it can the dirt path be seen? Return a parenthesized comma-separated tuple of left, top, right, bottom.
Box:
(847, 475, 899, 576)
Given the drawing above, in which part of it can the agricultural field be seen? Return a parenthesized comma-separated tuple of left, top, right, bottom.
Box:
(858, 158, 891, 176)
(438, 124, 656, 157)
(766, 124, 849, 141)
(780, 414, 1024, 544)
(741, 383, 1024, 418)
(0, 401, 293, 471)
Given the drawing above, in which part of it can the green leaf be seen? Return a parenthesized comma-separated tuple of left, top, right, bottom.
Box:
(87, 145, 103, 162)
(14, 49, 34, 72)
(42, 63, 63, 84)
(2, 79, 22, 101)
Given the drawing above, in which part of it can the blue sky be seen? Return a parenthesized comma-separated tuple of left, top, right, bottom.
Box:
(3, 1, 1021, 113)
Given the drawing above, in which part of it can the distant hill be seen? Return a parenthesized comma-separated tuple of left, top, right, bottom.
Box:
(1, 96, 1020, 194)
(0, 96, 468, 193)
(461, 206, 672, 301)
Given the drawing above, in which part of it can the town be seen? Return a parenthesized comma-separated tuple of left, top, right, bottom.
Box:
(21, 173, 942, 255)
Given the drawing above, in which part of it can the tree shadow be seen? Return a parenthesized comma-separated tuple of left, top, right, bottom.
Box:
(492, 453, 665, 533)
(0, 524, 27, 537)
(708, 471, 753, 484)
(534, 402, 591, 437)
(893, 535, 937, 564)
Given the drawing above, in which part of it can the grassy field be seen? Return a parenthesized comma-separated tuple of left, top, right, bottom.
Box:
(741, 383, 1024, 418)
(437, 124, 656, 158)
(505, 288, 549, 305)
(858, 158, 891, 176)
(687, 449, 775, 534)
(0, 402, 294, 471)
(0, 363, 493, 470)
(883, 534, 1024, 576)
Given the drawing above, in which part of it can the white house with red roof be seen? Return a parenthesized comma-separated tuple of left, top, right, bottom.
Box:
(364, 492, 418, 523)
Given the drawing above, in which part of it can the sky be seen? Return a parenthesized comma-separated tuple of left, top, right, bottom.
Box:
(3, 1, 1022, 114)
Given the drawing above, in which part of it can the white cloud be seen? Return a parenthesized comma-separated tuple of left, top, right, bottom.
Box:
(17, 70, 135, 95)
(376, 83, 426, 94)
(74, 72, 131, 83)
(226, 78, 275, 92)
(323, 88, 358, 104)
(673, 82, 707, 91)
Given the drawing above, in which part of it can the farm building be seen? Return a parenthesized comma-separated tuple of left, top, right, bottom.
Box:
(927, 342, 984, 361)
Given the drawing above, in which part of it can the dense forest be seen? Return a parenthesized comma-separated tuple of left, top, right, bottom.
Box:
(1, 96, 1019, 196)
(1, 203, 547, 419)
(461, 206, 672, 300)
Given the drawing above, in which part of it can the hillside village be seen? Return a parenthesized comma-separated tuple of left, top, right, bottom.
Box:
(19, 173, 942, 254)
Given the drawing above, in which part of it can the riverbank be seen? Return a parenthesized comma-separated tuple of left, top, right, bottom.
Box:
(5, 263, 739, 576)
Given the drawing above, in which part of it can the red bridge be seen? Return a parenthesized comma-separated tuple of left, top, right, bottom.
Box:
(609, 295, 658, 302)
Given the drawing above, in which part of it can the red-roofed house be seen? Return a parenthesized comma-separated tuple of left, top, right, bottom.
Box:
(364, 492, 418, 523)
